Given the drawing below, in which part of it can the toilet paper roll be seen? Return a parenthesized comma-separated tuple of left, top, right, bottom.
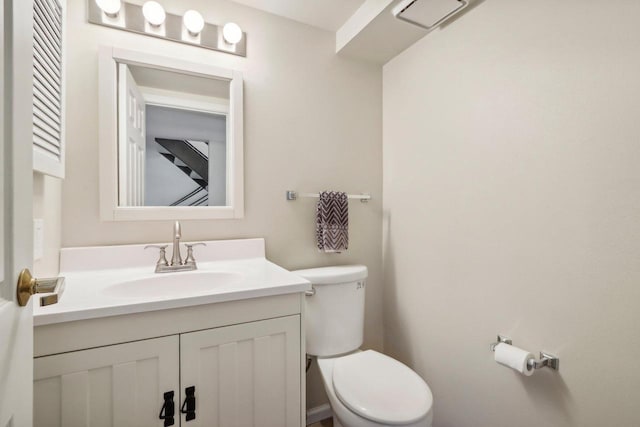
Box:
(494, 343, 535, 376)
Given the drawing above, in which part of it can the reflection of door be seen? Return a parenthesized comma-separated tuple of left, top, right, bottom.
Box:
(0, 0, 36, 424)
(118, 64, 146, 206)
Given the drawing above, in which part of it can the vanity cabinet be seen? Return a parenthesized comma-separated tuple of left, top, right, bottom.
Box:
(34, 314, 302, 427)
(181, 316, 301, 426)
(34, 336, 179, 426)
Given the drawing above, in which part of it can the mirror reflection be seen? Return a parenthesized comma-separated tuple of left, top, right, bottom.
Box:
(118, 64, 230, 207)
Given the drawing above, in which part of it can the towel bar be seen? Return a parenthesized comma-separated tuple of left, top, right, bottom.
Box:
(286, 191, 371, 203)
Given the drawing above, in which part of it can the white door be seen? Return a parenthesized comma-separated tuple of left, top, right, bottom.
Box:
(0, 0, 36, 425)
(118, 64, 146, 206)
(34, 336, 180, 427)
(180, 316, 302, 427)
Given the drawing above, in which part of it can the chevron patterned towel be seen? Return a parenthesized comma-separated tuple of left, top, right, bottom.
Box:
(316, 191, 349, 253)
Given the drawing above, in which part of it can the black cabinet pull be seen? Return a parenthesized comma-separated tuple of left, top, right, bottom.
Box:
(159, 391, 175, 427)
(180, 386, 196, 421)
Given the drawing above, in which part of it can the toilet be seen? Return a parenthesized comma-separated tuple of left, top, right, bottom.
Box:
(293, 265, 433, 427)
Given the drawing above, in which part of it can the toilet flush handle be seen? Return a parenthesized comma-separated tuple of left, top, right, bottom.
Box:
(305, 287, 316, 297)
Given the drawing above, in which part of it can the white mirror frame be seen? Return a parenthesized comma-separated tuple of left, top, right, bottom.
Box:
(98, 46, 244, 221)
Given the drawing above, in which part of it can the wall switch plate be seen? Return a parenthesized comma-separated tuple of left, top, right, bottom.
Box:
(34, 218, 44, 261)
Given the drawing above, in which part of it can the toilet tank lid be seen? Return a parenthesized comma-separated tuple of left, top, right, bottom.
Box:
(291, 265, 367, 285)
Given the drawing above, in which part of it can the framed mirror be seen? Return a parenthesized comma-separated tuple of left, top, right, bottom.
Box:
(98, 47, 243, 220)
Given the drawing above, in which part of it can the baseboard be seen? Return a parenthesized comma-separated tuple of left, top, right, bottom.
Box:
(306, 403, 332, 425)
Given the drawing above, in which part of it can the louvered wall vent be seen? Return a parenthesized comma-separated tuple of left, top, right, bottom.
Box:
(33, 0, 65, 178)
(392, 0, 469, 30)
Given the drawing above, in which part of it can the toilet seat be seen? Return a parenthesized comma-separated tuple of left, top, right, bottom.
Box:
(332, 350, 433, 425)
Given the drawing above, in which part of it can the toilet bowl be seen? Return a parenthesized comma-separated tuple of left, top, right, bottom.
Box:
(292, 266, 434, 427)
(317, 350, 433, 427)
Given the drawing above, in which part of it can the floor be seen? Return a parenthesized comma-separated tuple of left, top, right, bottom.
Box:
(309, 419, 333, 427)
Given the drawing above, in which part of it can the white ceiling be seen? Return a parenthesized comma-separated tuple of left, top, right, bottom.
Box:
(229, 0, 366, 31)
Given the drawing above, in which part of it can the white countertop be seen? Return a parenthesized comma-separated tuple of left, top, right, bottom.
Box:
(33, 239, 311, 326)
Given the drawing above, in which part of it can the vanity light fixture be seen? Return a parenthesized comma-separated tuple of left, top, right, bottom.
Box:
(142, 1, 166, 26)
(223, 22, 243, 44)
(87, 0, 247, 56)
(183, 10, 205, 36)
(95, 0, 121, 17)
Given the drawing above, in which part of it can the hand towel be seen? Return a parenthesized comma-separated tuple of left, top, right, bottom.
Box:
(316, 191, 349, 253)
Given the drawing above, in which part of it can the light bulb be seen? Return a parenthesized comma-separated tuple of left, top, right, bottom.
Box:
(142, 1, 166, 26)
(222, 22, 242, 44)
(183, 10, 205, 35)
(95, 0, 121, 17)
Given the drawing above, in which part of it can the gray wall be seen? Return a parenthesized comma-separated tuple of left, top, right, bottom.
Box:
(383, 0, 640, 426)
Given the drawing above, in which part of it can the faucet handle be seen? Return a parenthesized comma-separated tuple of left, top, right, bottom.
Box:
(145, 244, 169, 267)
(184, 242, 206, 266)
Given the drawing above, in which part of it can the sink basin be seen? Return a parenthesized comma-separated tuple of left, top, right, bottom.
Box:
(102, 271, 244, 299)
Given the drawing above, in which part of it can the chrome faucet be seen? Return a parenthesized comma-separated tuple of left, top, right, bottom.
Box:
(171, 221, 183, 267)
(145, 221, 206, 273)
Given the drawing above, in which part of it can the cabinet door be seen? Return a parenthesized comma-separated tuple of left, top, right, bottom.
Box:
(34, 336, 179, 427)
(180, 315, 301, 427)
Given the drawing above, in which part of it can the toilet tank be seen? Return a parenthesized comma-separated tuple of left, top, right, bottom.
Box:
(292, 265, 368, 357)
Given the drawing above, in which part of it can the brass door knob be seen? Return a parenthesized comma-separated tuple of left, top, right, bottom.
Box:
(16, 268, 65, 307)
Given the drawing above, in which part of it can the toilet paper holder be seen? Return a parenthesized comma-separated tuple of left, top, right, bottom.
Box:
(490, 335, 560, 371)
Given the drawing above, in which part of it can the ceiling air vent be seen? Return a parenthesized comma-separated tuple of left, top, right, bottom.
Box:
(392, 0, 469, 30)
